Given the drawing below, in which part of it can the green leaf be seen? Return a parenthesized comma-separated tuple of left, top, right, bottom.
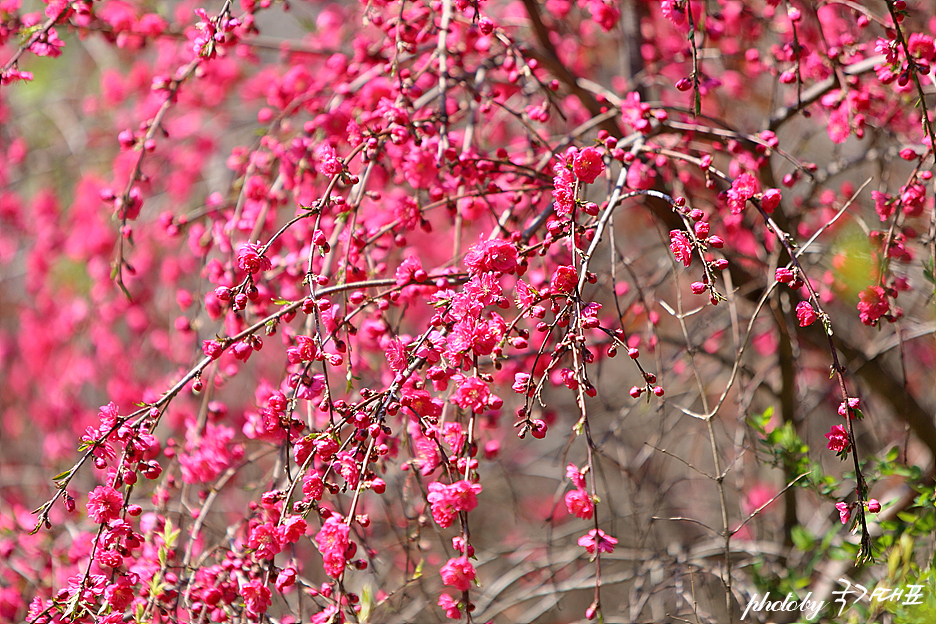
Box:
(162, 517, 180, 550)
(747, 406, 774, 433)
(359, 584, 374, 623)
(18, 24, 42, 42)
(148, 577, 166, 599)
(885, 446, 900, 463)
(923, 257, 935, 285)
(791, 525, 815, 551)
(879, 519, 900, 532)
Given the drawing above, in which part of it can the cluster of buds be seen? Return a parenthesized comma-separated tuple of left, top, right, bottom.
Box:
(629, 368, 662, 399)
(774, 266, 805, 291)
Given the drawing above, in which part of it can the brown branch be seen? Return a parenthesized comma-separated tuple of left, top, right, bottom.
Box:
(768, 54, 885, 131)
(519, 0, 621, 139)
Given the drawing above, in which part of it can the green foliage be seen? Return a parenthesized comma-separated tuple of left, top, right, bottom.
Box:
(747, 407, 837, 497)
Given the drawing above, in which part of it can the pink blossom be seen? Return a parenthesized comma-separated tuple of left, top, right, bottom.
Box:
(761, 188, 781, 212)
(463, 272, 502, 308)
(414, 435, 443, 476)
(336, 450, 360, 487)
(827, 105, 851, 144)
(438, 593, 461, 619)
(316, 144, 342, 176)
(835, 501, 851, 525)
(395, 254, 425, 286)
(552, 159, 577, 216)
(726, 173, 758, 214)
(573, 147, 605, 184)
(427, 480, 482, 528)
(385, 338, 407, 373)
(279, 515, 307, 544)
(900, 183, 926, 218)
(825, 425, 850, 453)
(29, 27, 64, 58)
(626, 159, 656, 189)
(287, 335, 321, 363)
(236, 242, 271, 275)
(550, 265, 578, 293)
(311, 605, 343, 624)
(404, 388, 444, 420)
(590, 1, 619, 32)
(669, 230, 692, 267)
(907, 33, 936, 63)
(451, 376, 491, 413)
(578, 528, 618, 554)
(303, 473, 325, 500)
(179, 422, 244, 484)
(7, 0, 936, 613)
(620, 90, 651, 132)
(104, 576, 136, 611)
(402, 146, 438, 189)
(661, 0, 686, 26)
(515, 280, 538, 308)
(447, 316, 504, 359)
(275, 567, 297, 592)
(512, 372, 531, 394)
(314, 437, 339, 462)
(566, 463, 587, 489)
(440, 556, 476, 591)
(742, 483, 776, 515)
(202, 339, 224, 360)
(478, 17, 495, 35)
(857, 286, 889, 326)
(87, 486, 123, 524)
(448, 480, 482, 512)
(872, 191, 893, 221)
(452, 535, 475, 556)
(795, 301, 817, 327)
(838, 397, 860, 419)
(1, 67, 34, 84)
(242, 579, 272, 617)
(248, 522, 283, 560)
(874, 37, 899, 63)
(564, 488, 594, 519)
(464, 238, 519, 274)
(391, 193, 421, 230)
(441, 422, 466, 453)
(315, 516, 350, 578)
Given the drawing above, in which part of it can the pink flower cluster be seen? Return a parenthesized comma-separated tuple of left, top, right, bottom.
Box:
(236, 242, 272, 275)
(427, 480, 482, 528)
(440, 556, 476, 591)
(315, 516, 351, 578)
(564, 463, 594, 519)
(825, 424, 849, 454)
(3, 0, 935, 621)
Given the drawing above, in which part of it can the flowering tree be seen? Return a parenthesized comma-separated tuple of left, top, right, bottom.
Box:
(2, 0, 936, 622)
